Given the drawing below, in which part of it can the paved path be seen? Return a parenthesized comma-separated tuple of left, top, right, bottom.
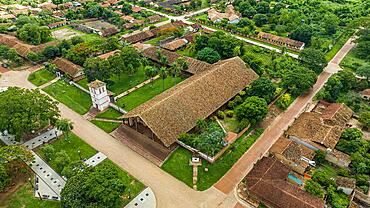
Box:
(23, 128, 62, 150)
(125, 187, 156, 208)
(214, 36, 357, 195)
(84, 152, 107, 167)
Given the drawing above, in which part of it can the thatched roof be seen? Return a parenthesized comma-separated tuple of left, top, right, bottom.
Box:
(52, 58, 84, 78)
(142, 47, 211, 74)
(244, 157, 325, 208)
(123, 57, 258, 146)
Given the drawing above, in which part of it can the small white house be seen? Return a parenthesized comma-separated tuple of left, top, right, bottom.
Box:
(88, 80, 110, 111)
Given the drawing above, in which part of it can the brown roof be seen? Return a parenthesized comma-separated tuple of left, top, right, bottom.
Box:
(270, 137, 315, 169)
(258, 32, 305, 48)
(121, 15, 134, 22)
(0, 14, 16, 19)
(336, 176, 356, 189)
(286, 112, 343, 150)
(52, 58, 83, 78)
(244, 157, 325, 208)
(321, 103, 353, 126)
(88, 80, 106, 89)
(132, 6, 142, 13)
(0, 34, 58, 57)
(122, 30, 155, 43)
(97, 50, 120, 59)
(147, 14, 162, 23)
(102, 27, 118, 37)
(161, 39, 188, 51)
(142, 47, 211, 74)
(48, 21, 67, 28)
(123, 57, 258, 146)
(361, 89, 370, 97)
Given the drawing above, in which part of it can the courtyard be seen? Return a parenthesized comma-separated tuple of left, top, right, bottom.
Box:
(51, 28, 82, 41)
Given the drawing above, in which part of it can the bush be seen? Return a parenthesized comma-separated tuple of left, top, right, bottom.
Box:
(305, 180, 325, 198)
(217, 111, 225, 119)
(225, 110, 234, 117)
(276, 93, 292, 110)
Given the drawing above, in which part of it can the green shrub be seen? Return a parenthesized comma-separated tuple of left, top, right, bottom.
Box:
(217, 111, 225, 119)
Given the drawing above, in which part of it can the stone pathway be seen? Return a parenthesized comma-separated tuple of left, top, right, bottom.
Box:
(84, 152, 107, 167)
(0, 130, 19, 145)
(39, 77, 60, 89)
(28, 152, 66, 199)
(125, 187, 156, 208)
(23, 128, 62, 150)
(92, 117, 122, 123)
(114, 75, 160, 100)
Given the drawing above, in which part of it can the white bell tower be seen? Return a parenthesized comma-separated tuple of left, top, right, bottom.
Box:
(88, 80, 110, 111)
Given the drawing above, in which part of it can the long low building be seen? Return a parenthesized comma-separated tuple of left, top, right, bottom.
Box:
(122, 57, 259, 148)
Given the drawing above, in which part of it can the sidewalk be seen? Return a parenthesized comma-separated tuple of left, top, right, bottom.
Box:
(115, 75, 160, 100)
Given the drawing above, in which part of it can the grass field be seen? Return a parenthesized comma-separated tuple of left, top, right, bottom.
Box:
(340, 48, 367, 71)
(116, 76, 184, 111)
(27, 69, 55, 87)
(36, 133, 97, 173)
(77, 67, 148, 95)
(43, 80, 92, 115)
(91, 120, 121, 133)
(95, 107, 122, 120)
(162, 128, 264, 190)
(144, 36, 168, 45)
(2, 181, 60, 208)
(325, 31, 353, 61)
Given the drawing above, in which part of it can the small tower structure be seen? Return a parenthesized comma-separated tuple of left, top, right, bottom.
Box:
(88, 80, 110, 111)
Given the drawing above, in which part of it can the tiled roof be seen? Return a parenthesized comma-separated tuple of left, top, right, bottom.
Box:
(336, 176, 356, 189)
(52, 58, 83, 78)
(161, 38, 188, 51)
(258, 32, 305, 48)
(123, 57, 258, 146)
(122, 30, 155, 43)
(244, 157, 325, 208)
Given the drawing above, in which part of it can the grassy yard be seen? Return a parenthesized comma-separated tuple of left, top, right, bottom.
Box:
(325, 31, 353, 61)
(219, 116, 247, 133)
(27, 69, 55, 87)
(77, 67, 148, 95)
(339, 48, 367, 71)
(1, 181, 60, 208)
(95, 107, 122, 120)
(43, 80, 92, 115)
(162, 128, 264, 190)
(91, 120, 121, 133)
(116, 76, 184, 111)
(36, 133, 97, 172)
(97, 160, 145, 206)
(144, 36, 168, 46)
(176, 47, 196, 58)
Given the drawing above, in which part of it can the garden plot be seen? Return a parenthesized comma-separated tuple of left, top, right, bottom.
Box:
(52, 28, 82, 40)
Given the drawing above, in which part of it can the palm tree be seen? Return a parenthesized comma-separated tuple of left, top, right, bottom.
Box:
(170, 57, 189, 85)
(144, 66, 158, 86)
(56, 119, 73, 140)
(156, 49, 169, 66)
(159, 67, 168, 91)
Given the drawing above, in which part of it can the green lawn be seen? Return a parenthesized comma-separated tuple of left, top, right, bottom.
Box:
(325, 31, 353, 61)
(176, 47, 196, 58)
(77, 67, 149, 95)
(116, 76, 184, 111)
(219, 116, 248, 133)
(91, 120, 121, 133)
(97, 160, 145, 206)
(36, 133, 97, 172)
(95, 107, 122, 120)
(144, 36, 167, 45)
(27, 69, 56, 87)
(43, 80, 92, 115)
(2, 181, 60, 208)
(162, 128, 264, 190)
(340, 48, 367, 71)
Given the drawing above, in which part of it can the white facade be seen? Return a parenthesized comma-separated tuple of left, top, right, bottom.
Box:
(89, 80, 110, 111)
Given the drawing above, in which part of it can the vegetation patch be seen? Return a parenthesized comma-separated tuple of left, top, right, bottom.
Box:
(162, 128, 264, 190)
(95, 107, 122, 120)
(116, 76, 184, 111)
(27, 69, 55, 87)
(91, 120, 121, 133)
(43, 80, 92, 115)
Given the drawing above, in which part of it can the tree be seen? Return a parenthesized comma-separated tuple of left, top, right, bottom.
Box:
(54, 150, 70, 173)
(305, 180, 324, 198)
(246, 77, 276, 103)
(26, 52, 42, 62)
(314, 150, 327, 165)
(322, 13, 339, 35)
(61, 163, 126, 208)
(61, 161, 88, 179)
(256, 1, 270, 14)
(196, 47, 221, 64)
(43, 46, 60, 59)
(234, 96, 268, 124)
(41, 144, 55, 162)
(299, 48, 328, 72)
(17, 24, 51, 45)
(0, 88, 60, 141)
(356, 65, 370, 81)
(83, 58, 111, 82)
(253, 14, 268, 27)
(312, 170, 336, 188)
(0, 146, 33, 191)
(340, 128, 363, 141)
(282, 67, 317, 97)
(56, 118, 73, 139)
(159, 67, 169, 91)
(170, 58, 188, 85)
(144, 66, 158, 85)
(359, 111, 370, 129)
(290, 24, 313, 45)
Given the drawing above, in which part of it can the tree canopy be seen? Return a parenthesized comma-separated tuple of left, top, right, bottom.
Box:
(0, 87, 60, 141)
(234, 96, 268, 124)
(282, 67, 317, 97)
